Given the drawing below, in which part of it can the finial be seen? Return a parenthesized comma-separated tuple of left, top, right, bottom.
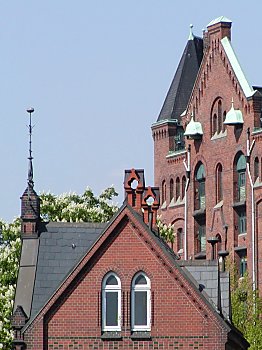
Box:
(26, 107, 35, 189)
(231, 97, 234, 108)
(191, 110, 194, 119)
(188, 24, 194, 41)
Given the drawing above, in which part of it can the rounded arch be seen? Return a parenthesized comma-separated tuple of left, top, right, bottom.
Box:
(131, 271, 151, 331)
(102, 271, 121, 331)
(169, 178, 174, 201)
(233, 152, 246, 202)
(161, 179, 167, 204)
(210, 97, 223, 136)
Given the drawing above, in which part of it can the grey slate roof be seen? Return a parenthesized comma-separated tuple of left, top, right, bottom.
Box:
(157, 36, 203, 122)
(30, 221, 106, 319)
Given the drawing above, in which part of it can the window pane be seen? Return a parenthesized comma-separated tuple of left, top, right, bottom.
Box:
(135, 291, 147, 325)
(106, 275, 118, 285)
(106, 292, 118, 326)
(135, 274, 147, 285)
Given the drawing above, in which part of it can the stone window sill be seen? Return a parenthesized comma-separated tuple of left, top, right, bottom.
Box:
(131, 331, 151, 340)
(101, 331, 122, 340)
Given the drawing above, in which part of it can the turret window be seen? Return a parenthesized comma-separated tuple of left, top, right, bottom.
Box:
(174, 126, 185, 151)
(194, 163, 206, 210)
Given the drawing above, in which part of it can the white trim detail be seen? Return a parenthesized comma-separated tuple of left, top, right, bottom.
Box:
(221, 37, 254, 98)
(102, 272, 121, 331)
(131, 272, 151, 331)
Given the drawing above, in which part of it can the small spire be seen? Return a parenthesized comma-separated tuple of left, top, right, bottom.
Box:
(26, 107, 35, 189)
(231, 97, 234, 108)
(188, 24, 194, 40)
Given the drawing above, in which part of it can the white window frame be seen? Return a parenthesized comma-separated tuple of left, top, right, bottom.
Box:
(102, 272, 121, 332)
(131, 272, 151, 331)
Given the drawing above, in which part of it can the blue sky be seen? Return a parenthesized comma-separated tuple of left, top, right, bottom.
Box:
(1, 1, 261, 221)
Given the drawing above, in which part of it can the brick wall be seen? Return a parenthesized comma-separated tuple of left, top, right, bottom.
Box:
(153, 23, 262, 293)
(24, 212, 229, 349)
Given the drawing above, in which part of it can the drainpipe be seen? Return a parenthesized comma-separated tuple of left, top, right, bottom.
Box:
(246, 128, 256, 291)
(183, 145, 191, 260)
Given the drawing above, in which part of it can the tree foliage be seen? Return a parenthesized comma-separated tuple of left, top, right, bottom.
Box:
(0, 187, 118, 350)
(156, 215, 175, 244)
(230, 264, 262, 349)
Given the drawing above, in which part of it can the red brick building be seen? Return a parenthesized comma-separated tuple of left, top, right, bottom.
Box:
(12, 168, 248, 349)
(12, 17, 251, 350)
(152, 16, 262, 294)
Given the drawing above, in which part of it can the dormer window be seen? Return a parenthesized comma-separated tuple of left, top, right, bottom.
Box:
(174, 126, 185, 151)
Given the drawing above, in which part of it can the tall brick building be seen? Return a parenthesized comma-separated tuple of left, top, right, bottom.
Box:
(152, 16, 262, 294)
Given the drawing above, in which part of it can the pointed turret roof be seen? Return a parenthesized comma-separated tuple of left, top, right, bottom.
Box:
(157, 28, 203, 122)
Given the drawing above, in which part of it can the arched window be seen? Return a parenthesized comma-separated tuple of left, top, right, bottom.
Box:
(216, 163, 223, 203)
(194, 163, 206, 210)
(223, 111, 226, 132)
(254, 157, 259, 181)
(102, 272, 121, 331)
(182, 176, 186, 199)
(131, 272, 151, 331)
(175, 177, 180, 200)
(212, 114, 217, 135)
(177, 228, 184, 252)
(211, 98, 224, 136)
(170, 178, 174, 201)
(217, 100, 222, 133)
(161, 180, 166, 204)
(234, 153, 246, 202)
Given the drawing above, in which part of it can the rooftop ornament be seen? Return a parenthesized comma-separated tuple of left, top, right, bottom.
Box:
(184, 112, 203, 140)
(188, 24, 194, 41)
(224, 98, 244, 125)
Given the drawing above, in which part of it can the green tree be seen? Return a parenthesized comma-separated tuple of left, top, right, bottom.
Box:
(0, 186, 118, 350)
(230, 266, 262, 349)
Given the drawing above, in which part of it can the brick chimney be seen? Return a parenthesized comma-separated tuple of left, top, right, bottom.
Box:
(207, 16, 232, 41)
(124, 169, 160, 230)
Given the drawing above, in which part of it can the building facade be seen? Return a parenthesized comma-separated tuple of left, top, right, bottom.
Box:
(152, 16, 262, 293)
(12, 169, 248, 349)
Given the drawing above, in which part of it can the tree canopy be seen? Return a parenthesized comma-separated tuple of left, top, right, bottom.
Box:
(0, 186, 118, 349)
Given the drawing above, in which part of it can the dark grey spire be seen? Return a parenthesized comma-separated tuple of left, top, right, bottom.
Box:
(26, 107, 34, 189)
(157, 32, 203, 122)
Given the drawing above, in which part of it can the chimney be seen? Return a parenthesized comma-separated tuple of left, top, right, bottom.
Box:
(141, 186, 160, 230)
(207, 16, 232, 41)
(124, 169, 145, 211)
(124, 169, 160, 230)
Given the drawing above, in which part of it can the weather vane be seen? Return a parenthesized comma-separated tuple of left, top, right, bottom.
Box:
(26, 107, 35, 189)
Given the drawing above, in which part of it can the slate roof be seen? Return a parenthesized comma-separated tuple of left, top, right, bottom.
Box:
(157, 35, 203, 122)
(29, 222, 106, 319)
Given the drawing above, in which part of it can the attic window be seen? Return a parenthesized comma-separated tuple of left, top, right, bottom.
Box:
(102, 272, 121, 332)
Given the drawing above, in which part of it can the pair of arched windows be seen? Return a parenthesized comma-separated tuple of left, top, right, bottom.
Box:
(102, 272, 151, 332)
(210, 98, 226, 136)
(168, 176, 187, 203)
